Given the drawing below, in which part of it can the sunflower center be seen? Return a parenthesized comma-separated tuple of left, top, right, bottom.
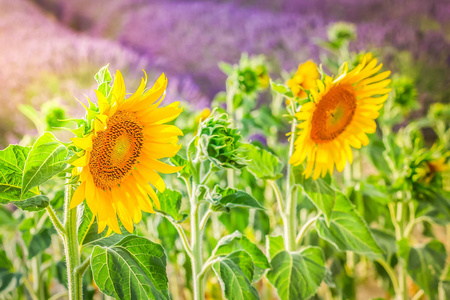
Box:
(310, 84, 356, 143)
(89, 110, 144, 189)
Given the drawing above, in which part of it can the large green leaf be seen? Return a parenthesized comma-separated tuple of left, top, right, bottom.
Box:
(316, 193, 383, 259)
(265, 235, 285, 259)
(212, 251, 260, 300)
(299, 177, 336, 225)
(212, 231, 270, 281)
(91, 235, 169, 300)
(407, 240, 447, 300)
(21, 132, 68, 197)
(156, 189, 188, 223)
(211, 186, 264, 211)
(0, 145, 38, 202)
(267, 247, 325, 300)
(243, 144, 283, 180)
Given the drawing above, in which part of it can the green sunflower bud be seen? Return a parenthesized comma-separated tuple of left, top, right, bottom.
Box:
(391, 76, 418, 112)
(327, 22, 357, 44)
(198, 113, 247, 169)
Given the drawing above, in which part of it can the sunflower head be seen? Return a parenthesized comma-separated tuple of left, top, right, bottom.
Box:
(287, 61, 320, 99)
(290, 55, 391, 179)
(70, 68, 184, 234)
(198, 113, 247, 170)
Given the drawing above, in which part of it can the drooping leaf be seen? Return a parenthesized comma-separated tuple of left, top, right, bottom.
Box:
(407, 240, 447, 300)
(156, 189, 188, 223)
(316, 193, 383, 259)
(212, 231, 270, 281)
(266, 235, 285, 259)
(91, 235, 169, 300)
(14, 195, 50, 211)
(22, 132, 68, 197)
(243, 144, 283, 180)
(28, 227, 53, 259)
(267, 247, 325, 300)
(212, 251, 260, 300)
(211, 186, 264, 212)
(298, 176, 336, 225)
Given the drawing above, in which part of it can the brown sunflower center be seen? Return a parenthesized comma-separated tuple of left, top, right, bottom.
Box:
(89, 110, 144, 189)
(310, 84, 356, 143)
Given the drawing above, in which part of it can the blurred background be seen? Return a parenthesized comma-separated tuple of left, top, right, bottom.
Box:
(0, 0, 449, 147)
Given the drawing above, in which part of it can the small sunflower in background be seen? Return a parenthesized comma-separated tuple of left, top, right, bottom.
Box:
(287, 61, 320, 99)
(70, 70, 183, 233)
(290, 54, 391, 179)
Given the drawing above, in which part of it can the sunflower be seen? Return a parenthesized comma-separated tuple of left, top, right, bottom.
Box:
(70, 70, 183, 234)
(289, 55, 391, 179)
(287, 61, 320, 99)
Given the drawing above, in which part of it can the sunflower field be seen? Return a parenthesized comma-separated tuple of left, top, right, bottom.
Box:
(0, 1, 449, 300)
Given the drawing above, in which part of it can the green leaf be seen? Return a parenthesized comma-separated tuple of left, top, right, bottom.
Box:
(91, 235, 169, 300)
(226, 250, 255, 281)
(95, 65, 113, 98)
(212, 252, 260, 300)
(243, 144, 283, 180)
(0, 145, 38, 202)
(14, 195, 50, 211)
(266, 235, 285, 259)
(298, 175, 336, 225)
(212, 231, 270, 281)
(270, 81, 294, 98)
(211, 186, 264, 211)
(22, 132, 68, 197)
(219, 62, 234, 76)
(78, 204, 124, 247)
(170, 154, 191, 178)
(407, 240, 447, 300)
(371, 228, 396, 260)
(28, 228, 53, 259)
(267, 247, 325, 300)
(0, 250, 22, 294)
(156, 189, 188, 223)
(316, 193, 383, 259)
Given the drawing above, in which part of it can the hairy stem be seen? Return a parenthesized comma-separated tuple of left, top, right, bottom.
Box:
(63, 181, 82, 300)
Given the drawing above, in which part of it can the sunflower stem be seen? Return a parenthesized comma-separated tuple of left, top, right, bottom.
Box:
(63, 180, 82, 300)
(284, 102, 298, 251)
(190, 181, 204, 300)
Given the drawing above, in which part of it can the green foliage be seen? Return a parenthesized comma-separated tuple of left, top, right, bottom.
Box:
(212, 251, 260, 300)
(316, 193, 383, 259)
(244, 144, 283, 180)
(406, 240, 447, 300)
(156, 188, 188, 223)
(28, 227, 53, 259)
(267, 248, 325, 300)
(210, 186, 265, 212)
(212, 231, 270, 281)
(91, 235, 169, 300)
(94, 64, 113, 98)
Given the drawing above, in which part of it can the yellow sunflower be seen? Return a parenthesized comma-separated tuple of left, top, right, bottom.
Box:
(70, 70, 183, 234)
(289, 55, 391, 179)
(287, 61, 320, 99)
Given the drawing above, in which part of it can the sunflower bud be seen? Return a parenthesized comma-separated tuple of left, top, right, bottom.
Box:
(198, 113, 247, 169)
(391, 76, 418, 112)
(327, 22, 357, 45)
